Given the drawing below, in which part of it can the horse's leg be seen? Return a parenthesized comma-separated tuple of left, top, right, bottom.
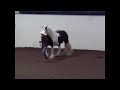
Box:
(63, 43, 68, 54)
(55, 45, 61, 56)
(65, 43, 70, 55)
(62, 43, 70, 56)
(66, 41, 73, 56)
(49, 47, 54, 59)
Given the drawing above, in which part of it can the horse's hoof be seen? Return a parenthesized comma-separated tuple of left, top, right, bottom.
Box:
(44, 60, 49, 62)
(66, 53, 72, 56)
(55, 56, 59, 57)
(55, 54, 60, 57)
(49, 56, 54, 59)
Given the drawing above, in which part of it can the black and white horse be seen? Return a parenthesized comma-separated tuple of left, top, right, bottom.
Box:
(40, 26, 73, 61)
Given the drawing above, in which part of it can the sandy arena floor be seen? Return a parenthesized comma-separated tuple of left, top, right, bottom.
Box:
(15, 48, 105, 79)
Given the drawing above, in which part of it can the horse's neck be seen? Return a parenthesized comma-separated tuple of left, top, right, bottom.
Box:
(47, 28, 59, 44)
(47, 28, 55, 38)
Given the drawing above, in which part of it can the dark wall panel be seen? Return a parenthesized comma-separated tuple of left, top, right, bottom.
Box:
(19, 11, 105, 15)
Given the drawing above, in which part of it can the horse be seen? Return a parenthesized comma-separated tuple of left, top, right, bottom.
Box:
(40, 26, 73, 61)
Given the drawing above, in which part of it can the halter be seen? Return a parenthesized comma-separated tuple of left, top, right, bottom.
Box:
(40, 29, 47, 35)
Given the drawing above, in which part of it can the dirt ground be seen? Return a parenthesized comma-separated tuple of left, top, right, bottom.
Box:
(15, 48, 105, 79)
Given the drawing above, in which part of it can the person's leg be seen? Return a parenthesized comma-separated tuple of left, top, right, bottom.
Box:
(42, 45, 48, 60)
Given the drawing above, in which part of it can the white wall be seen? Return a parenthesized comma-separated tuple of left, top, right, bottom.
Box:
(15, 14, 105, 51)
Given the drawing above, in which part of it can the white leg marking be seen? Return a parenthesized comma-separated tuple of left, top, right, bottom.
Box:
(66, 41, 73, 56)
(50, 48, 54, 59)
(55, 46, 61, 56)
(68, 41, 73, 53)
(63, 43, 67, 54)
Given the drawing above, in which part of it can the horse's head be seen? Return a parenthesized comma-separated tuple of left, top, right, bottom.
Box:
(40, 26, 47, 35)
(40, 26, 53, 36)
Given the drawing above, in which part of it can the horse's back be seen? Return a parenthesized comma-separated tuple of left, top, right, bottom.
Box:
(56, 30, 68, 37)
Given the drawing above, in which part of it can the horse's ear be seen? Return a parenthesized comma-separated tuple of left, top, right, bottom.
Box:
(45, 26, 47, 31)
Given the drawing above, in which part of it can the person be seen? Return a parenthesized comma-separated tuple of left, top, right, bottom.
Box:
(40, 34, 49, 61)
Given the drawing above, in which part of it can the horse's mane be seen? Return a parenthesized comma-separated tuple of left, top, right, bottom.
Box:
(46, 27, 55, 38)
